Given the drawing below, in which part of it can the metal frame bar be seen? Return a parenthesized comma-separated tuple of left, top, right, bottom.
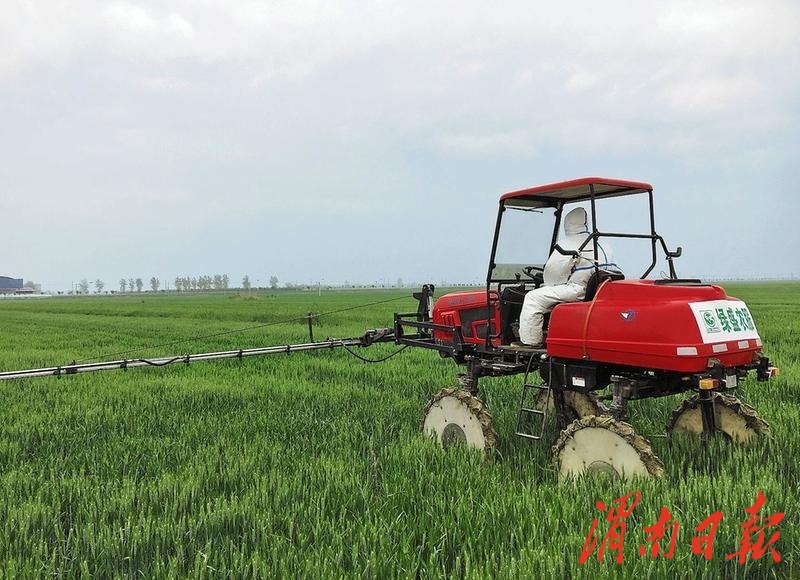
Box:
(485, 202, 506, 348)
(589, 183, 599, 263)
(395, 337, 459, 354)
(394, 315, 466, 355)
(486, 202, 506, 290)
(395, 319, 458, 333)
(487, 187, 683, 284)
(0, 339, 367, 382)
(647, 189, 658, 278)
(549, 201, 564, 255)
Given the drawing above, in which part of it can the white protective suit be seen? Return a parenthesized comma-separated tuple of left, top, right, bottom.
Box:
(518, 207, 616, 346)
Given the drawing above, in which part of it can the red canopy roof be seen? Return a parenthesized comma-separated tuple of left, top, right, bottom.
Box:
(500, 177, 652, 207)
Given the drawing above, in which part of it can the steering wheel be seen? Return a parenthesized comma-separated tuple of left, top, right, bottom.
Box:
(522, 265, 544, 280)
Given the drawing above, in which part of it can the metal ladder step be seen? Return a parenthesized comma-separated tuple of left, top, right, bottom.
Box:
(515, 384, 552, 441)
(515, 355, 552, 441)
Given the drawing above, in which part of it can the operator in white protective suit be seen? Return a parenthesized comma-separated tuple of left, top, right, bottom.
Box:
(518, 206, 619, 347)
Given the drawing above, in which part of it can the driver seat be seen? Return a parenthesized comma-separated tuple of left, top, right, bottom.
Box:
(583, 269, 625, 302)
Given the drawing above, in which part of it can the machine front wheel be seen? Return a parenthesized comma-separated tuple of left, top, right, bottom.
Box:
(667, 392, 770, 444)
(552, 415, 665, 481)
(421, 388, 497, 451)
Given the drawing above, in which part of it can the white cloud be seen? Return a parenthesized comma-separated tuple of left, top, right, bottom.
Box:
(167, 13, 194, 39)
(547, 119, 650, 155)
(662, 75, 762, 115)
(564, 70, 598, 93)
(437, 131, 537, 157)
(105, 2, 157, 33)
(0, 0, 797, 285)
(0, 1, 795, 157)
(138, 75, 193, 93)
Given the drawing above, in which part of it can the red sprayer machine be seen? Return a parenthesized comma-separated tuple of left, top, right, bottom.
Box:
(1, 178, 778, 480)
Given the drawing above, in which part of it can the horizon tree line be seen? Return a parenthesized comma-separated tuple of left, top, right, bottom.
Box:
(173, 274, 230, 292)
(72, 274, 281, 294)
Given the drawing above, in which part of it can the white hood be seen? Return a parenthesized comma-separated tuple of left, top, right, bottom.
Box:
(542, 206, 619, 287)
(542, 207, 591, 286)
(563, 207, 589, 236)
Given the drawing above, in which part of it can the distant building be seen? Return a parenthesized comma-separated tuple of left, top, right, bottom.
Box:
(0, 276, 33, 295)
(0, 276, 23, 290)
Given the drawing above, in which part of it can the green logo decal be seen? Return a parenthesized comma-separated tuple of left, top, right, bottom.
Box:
(693, 301, 758, 342)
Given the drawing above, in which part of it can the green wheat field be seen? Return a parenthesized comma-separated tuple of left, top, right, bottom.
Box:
(0, 283, 798, 578)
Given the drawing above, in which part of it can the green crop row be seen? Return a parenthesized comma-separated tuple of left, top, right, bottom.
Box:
(0, 283, 797, 578)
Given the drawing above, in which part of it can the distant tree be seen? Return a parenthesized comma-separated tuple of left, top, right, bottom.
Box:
(222, 274, 230, 289)
(78, 278, 90, 294)
(119, 278, 127, 292)
(128, 278, 135, 292)
(242, 275, 251, 290)
(269, 276, 279, 289)
(135, 278, 144, 292)
(191, 277, 198, 290)
(94, 279, 105, 293)
(173, 277, 181, 292)
(150, 277, 160, 292)
(396, 277, 403, 288)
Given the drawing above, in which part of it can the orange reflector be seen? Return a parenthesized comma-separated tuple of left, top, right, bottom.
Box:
(770, 367, 780, 378)
(699, 378, 718, 390)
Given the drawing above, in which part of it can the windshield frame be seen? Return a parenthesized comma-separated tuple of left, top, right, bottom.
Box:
(486, 185, 677, 285)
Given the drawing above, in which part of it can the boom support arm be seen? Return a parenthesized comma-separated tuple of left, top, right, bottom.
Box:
(0, 328, 396, 382)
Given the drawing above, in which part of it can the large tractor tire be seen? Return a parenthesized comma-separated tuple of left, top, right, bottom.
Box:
(667, 392, 770, 444)
(421, 388, 497, 451)
(552, 415, 665, 482)
(533, 390, 606, 423)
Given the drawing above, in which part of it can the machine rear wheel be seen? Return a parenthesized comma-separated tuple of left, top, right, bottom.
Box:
(667, 393, 770, 444)
(421, 388, 497, 451)
(552, 415, 664, 481)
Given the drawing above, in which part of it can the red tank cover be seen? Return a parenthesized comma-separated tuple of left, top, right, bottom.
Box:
(546, 280, 762, 373)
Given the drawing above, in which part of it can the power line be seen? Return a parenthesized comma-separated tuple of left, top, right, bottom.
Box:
(73, 294, 410, 364)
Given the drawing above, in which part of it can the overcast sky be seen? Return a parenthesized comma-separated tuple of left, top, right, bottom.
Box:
(2, 0, 798, 291)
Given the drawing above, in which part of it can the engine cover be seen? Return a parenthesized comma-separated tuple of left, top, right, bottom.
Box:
(431, 290, 500, 346)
